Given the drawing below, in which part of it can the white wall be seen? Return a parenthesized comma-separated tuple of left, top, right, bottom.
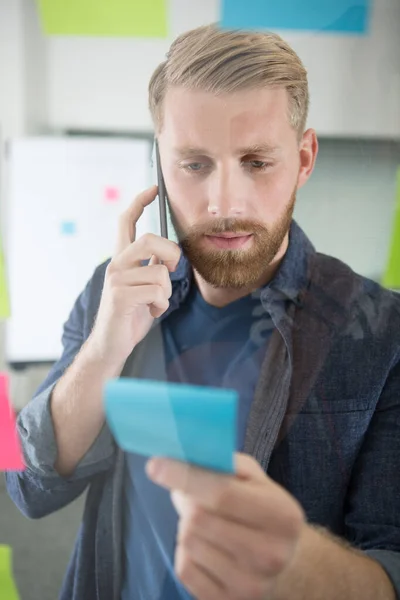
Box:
(0, 0, 50, 406)
(295, 139, 400, 281)
(0, 0, 26, 380)
(0, 1, 25, 140)
(47, 0, 220, 133)
(47, 0, 400, 137)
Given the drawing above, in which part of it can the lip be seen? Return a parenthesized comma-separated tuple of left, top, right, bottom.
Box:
(204, 233, 253, 250)
(208, 232, 250, 239)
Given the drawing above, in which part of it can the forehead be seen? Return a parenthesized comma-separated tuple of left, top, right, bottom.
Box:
(160, 86, 294, 149)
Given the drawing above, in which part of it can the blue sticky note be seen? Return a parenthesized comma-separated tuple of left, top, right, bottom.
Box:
(221, 0, 371, 34)
(61, 221, 76, 235)
(104, 379, 238, 473)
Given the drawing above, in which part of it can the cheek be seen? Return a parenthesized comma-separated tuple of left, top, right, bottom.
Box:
(165, 172, 206, 221)
(269, 162, 299, 199)
(254, 172, 296, 219)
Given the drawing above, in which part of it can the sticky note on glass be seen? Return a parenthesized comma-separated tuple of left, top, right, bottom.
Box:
(37, 0, 168, 38)
(104, 186, 121, 203)
(0, 373, 25, 472)
(221, 0, 371, 34)
(0, 246, 10, 319)
(0, 546, 20, 600)
(60, 221, 76, 236)
(383, 167, 400, 289)
(104, 379, 237, 473)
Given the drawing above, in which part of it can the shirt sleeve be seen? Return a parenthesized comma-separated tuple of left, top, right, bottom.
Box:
(5, 268, 116, 518)
(344, 356, 400, 598)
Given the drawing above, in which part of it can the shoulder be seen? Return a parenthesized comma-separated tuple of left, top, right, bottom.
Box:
(313, 252, 400, 308)
(306, 252, 400, 346)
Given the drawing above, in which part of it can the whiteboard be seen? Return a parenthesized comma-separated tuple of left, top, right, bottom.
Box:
(6, 136, 159, 365)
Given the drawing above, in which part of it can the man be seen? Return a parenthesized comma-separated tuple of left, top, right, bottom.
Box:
(6, 24, 400, 600)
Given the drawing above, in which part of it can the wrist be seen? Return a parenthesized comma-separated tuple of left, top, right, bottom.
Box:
(82, 335, 127, 379)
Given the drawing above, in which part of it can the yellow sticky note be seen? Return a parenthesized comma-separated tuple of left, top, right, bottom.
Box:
(37, 0, 168, 37)
(0, 546, 20, 600)
(0, 247, 11, 319)
(383, 167, 400, 290)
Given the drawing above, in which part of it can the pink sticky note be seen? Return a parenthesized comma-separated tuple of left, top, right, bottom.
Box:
(105, 187, 120, 203)
(0, 373, 25, 471)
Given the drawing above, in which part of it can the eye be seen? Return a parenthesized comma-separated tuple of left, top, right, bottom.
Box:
(184, 162, 204, 171)
(246, 160, 271, 170)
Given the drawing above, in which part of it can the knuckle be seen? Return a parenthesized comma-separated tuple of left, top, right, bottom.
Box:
(139, 232, 157, 250)
(106, 261, 118, 277)
(154, 285, 166, 304)
(189, 505, 207, 531)
(109, 287, 124, 311)
(176, 556, 194, 585)
(264, 543, 289, 575)
(212, 482, 234, 512)
(106, 268, 120, 288)
(245, 579, 267, 600)
(286, 505, 305, 537)
(156, 263, 170, 283)
(118, 210, 129, 229)
(229, 576, 265, 600)
(179, 527, 195, 548)
(118, 211, 126, 225)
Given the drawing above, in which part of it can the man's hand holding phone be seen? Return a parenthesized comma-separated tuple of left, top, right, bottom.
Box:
(89, 185, 181, 368)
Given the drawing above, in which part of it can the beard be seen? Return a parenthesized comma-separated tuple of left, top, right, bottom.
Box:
(170, 188, 296, 289)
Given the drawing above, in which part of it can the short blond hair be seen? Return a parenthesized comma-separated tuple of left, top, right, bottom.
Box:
(149, 24, 309, 139)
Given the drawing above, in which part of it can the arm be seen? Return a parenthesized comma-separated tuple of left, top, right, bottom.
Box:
(51, 336, 125, 477)
(271, 524, 396, 600)
(5, 266, 117, 518)
(273, 357, 400, 599)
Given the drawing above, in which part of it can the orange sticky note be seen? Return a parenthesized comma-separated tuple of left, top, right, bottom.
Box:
(0, 373, 25, 471)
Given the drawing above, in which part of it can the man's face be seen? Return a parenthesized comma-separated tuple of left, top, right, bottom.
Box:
(158, 86, 316, 289)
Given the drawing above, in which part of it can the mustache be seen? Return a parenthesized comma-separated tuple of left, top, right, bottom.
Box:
(180, 218, 268, 239)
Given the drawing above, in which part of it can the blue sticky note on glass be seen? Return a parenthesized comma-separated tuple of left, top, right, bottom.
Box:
(221, 0, 371, 34)
(61, 221, 76, 235)
(104, 379, 238, 473)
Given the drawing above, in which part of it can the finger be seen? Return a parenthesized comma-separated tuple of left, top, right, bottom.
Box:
(113, 284, 170, 316)
(175, 542, 225, 600)
(175, 495, 295, 576)
(114, 233, 181, 272)
(147, 457, 300, 533)
(234, 453, 267, 483)
(110, 264, 173, 299)
(177, 534, 270, 599)
(149, 254, 160, 266)
(115, 185, 158, 255)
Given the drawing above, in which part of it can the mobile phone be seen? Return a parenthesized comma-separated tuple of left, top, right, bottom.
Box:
(155, 140, 168, 239)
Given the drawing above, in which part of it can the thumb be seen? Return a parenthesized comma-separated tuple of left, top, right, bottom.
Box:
(234, 453, 266, 482)
(149, 254, 160, 266)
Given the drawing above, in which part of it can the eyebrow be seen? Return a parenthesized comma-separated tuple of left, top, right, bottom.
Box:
(237, 143, 281, 156)
(174, 143, 281, 158)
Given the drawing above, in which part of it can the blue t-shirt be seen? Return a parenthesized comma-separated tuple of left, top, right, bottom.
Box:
(121, 282, 273, 600)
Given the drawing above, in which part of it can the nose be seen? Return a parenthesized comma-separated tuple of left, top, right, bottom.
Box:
(207, 163, 247, 218)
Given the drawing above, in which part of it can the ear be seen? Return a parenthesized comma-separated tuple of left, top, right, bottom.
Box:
(297, 128, 318, 190)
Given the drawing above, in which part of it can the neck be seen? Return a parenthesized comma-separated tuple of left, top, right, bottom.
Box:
(193, 233, 289, 308)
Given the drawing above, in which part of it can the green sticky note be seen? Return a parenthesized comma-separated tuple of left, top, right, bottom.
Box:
(383, 167, 400, 290)
(37, 0, 168, 37)
(0, 247, 11, 319)
(0, 546, 20, 600)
